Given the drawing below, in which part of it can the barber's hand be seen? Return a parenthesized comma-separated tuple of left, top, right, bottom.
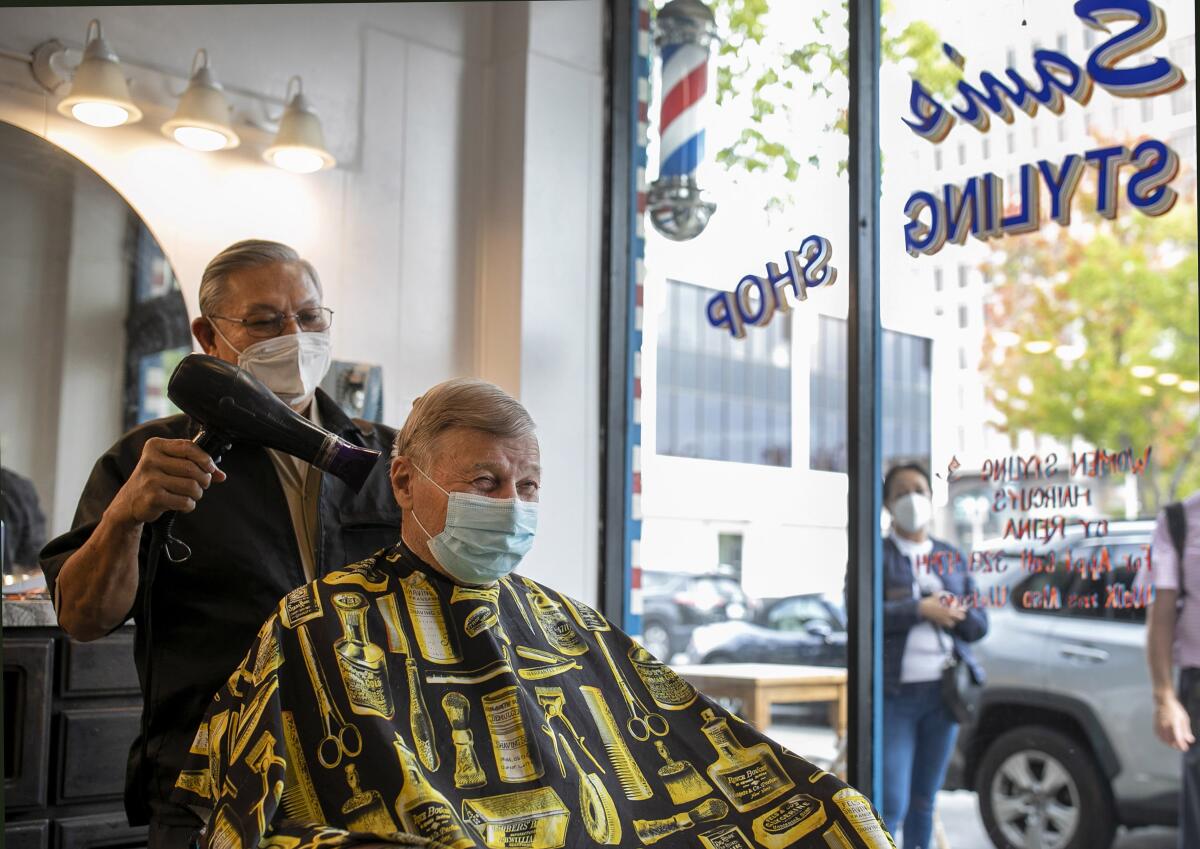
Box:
(1154, 694, 1195, 752)
(918, 593, 967, 629)
(108, 437, 226, 526)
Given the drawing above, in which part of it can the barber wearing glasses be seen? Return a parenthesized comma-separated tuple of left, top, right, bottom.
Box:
(39, 240, 400, 848)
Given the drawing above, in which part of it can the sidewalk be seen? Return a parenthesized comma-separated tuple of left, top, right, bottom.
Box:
(763, 721, 1178, 849)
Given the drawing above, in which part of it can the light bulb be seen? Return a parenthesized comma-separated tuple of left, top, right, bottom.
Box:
(71, 101, 129, 127)
(269, 147, 325, 174)
(172, 125, 230, 152)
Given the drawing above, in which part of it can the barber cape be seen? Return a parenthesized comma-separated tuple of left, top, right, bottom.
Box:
(173, 543, 894, 849)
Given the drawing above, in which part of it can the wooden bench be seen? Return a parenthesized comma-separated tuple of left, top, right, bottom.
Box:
(671, 663, 848, 739)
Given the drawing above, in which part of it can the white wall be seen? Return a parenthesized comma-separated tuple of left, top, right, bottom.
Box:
(0, 147, 128, 536)
(0, 2, 604, 603)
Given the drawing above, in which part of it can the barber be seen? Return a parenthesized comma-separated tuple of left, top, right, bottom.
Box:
(39, 240, 400, 849)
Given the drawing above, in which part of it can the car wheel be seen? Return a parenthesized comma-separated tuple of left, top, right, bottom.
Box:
(641, 620, 672, 660)
(977, 725, 1115, 849)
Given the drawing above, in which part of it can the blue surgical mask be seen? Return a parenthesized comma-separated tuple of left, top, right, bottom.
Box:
(409, 464, 538, 584)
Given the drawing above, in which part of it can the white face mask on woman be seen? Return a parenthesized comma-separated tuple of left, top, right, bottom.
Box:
(213, 324, 332, 409)
(890, 492, 933, 534)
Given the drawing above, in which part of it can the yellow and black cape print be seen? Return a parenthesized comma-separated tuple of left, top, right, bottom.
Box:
(173, 543, 895, 849)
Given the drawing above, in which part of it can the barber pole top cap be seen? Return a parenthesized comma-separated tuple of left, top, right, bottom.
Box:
(655, 0, 718, 49)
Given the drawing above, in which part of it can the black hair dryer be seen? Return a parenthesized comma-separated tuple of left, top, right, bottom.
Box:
(154, 353, 382, 561)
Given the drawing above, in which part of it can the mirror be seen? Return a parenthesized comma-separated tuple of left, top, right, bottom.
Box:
(0, 120, 189, 594)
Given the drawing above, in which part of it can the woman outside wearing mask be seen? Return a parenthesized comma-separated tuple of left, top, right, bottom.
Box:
(881, 463, 988, 849)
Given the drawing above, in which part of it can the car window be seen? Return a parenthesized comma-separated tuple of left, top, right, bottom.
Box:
(1100, 540, 1154, 624)
(1013, 538, 1153, 622)
(766, 597, 835, 632)
(1014, 567, 1075, 616)
(641, 572, 676, 593)
(691, 577, 747, 605)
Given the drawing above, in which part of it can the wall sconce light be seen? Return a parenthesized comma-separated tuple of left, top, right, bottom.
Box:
(55, 20, 142, 128)
(162, 49, 239, 152)
(264, 76, 336, 173)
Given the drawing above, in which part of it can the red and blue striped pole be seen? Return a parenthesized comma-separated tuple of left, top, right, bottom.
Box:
(648, 0, 718, 241)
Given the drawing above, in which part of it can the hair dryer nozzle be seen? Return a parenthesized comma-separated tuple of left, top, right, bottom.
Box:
(315, 435, 383, 493)
(167, 353, 382, 492)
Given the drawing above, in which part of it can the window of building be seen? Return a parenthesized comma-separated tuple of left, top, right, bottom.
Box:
(1006, 131, 1015, 154)
(981, 137, 990, 158)
(1056, 33, 1068, 53)
(958, 265, 969, 288)
(1173, 80, 1194, 116)
(958, 304, 969, 328)
(959, 347, 968, 369)
(957, 142, 966, 165)
(1031, 124, 1039, 146)
(934, 148, 942, 170)
(934, 268, 943, 292)
(717, 533, 744, 582)
(1141, 98, 1155, 121)
(810, 316, 931, 473)
(656, 279, 791, 466)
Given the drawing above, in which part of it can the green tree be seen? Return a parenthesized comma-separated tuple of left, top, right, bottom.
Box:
(981, 186, 1200, 513)
(706, 0, 956, 185)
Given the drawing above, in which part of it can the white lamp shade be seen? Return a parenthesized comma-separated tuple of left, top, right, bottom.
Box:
(162, 64, 239, 151)
(57, 24, 141, 127)
(58, 55, 142, 126)
(264, 90, 335, 172)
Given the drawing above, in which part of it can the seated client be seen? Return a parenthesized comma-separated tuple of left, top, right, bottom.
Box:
(172, 378, 894, 849)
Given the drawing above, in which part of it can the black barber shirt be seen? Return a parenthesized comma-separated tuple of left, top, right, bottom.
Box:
(39, 389, 401, 826)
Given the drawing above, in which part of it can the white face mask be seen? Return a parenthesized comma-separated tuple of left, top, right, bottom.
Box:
(890, 492, 933, 534)
(213, 324, 332, 408)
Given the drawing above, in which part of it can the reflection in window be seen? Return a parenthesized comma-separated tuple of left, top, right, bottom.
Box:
(810, 316, 930, 473)
(124, 218, 190, 428)
(656, 279, 791, 466)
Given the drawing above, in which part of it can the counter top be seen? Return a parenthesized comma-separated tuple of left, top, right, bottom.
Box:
(3, 598, 58, 628)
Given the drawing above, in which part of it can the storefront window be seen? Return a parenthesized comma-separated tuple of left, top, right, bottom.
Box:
(622, 0, 1196, 843)
(880, 2, 1197, 847)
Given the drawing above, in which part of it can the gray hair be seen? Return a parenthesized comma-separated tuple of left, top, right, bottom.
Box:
(198, 239, 323, 316)
(392, 379, 537, 465)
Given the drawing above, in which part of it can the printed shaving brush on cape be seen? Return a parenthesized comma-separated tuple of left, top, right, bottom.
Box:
(168, 353, 380, 489)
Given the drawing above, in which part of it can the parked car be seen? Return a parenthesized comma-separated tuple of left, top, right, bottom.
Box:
(640, 570, 753, 660)
(945, 519, 1177, 849)
(685, 593, 847, 667)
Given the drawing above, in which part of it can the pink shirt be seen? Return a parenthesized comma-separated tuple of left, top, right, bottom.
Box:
(1149, 491, 1200, 668)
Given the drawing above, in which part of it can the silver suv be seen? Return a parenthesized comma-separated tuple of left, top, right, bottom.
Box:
(945, 520, 1179, 849)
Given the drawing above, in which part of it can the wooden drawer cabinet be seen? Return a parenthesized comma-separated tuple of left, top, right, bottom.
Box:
(4, 638, 54, 809)
(4, 623, 145, 849)
(57, 707, 141, 803)
(60, 634, 140, 697)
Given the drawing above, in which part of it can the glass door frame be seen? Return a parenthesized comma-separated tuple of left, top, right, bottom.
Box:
(600, 0, 885, 800)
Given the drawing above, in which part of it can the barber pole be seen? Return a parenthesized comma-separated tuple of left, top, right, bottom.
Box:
(647, 0, 717, 241)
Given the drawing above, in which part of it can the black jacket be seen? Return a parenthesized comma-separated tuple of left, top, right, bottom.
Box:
(882, 535, 987, 697)
(39, 389, 401, 825)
